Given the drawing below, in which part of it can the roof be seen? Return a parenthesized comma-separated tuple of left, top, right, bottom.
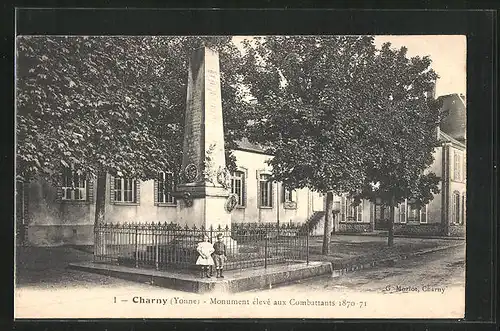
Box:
(436, 93, 466, 107)
(436, 93, 467, 142)
(234, 138, 271, 155)
(438, 129, 466, 149)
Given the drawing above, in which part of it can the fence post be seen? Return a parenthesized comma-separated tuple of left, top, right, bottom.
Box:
(134, 225, 139, 268)
(93, 225, 97, 262)
(306, 225, 309, 265)
(264, 232, 268, 269)
(276, 222, 279, 258)
(155, 232, 159, 271)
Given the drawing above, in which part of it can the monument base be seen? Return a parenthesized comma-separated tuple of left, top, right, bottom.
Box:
(176, 194, 230, 229)
(176, 191, 238, 254)
(69, 261, 333, 293)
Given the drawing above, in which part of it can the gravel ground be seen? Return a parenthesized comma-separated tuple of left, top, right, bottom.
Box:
(308, 235, 458, 267)
(15, 235, 461, 288)
(255, 243, 466, 294)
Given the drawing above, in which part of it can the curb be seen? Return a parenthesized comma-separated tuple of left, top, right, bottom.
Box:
(69, 261, 333, 293)
(330, 242, 464, 277)
(320, 233, 465, 241)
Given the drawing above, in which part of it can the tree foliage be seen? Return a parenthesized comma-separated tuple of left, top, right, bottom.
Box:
(16, 36, 249, 184)
(352, 43, 442, 206)
(241, 36, 442, 249)
(242, 36, 380, 194)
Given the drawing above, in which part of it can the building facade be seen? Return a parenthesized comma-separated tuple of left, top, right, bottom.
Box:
(18, 141, 326, 247)
(16, 93, 466, 246)
(333, 93, 466, 237)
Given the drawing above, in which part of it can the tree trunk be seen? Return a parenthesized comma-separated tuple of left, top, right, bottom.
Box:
(94, 171, 107, 225)
(94, 171, 107, 255)
(388, 196, 395, 247)
(322, 191, 334, 255)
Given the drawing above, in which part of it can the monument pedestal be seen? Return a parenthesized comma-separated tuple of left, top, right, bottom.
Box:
(175, 185, 238, 254)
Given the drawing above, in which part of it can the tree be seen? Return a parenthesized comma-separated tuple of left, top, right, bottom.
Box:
(16, 36, 249, 228)
(352, 43, 442, 246)
(240, 36, 441, 252)
(241, 36, 378, 254)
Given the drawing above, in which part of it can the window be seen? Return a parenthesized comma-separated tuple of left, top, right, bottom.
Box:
(157, 172, 176, 205)
(284, 188, 294, 202)
(61, 167, 87, 201)
(400, 199, 428, 223)
(113, 177, 138, 203)
(283, 187, 297, 209)
(231, 171, 245, 207)
(407, 202, 420, 222)
(344, 197, 363, 222)
(408, 201, 427, 223)
(259, 174, 273, 207)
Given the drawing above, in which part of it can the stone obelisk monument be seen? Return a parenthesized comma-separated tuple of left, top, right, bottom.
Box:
(175, 46, 236, 231)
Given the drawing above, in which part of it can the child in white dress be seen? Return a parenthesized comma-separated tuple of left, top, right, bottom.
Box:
(196, 234, 214, 278)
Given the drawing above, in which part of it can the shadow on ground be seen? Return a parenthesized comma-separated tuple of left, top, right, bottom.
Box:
(15, 246, 122, 288)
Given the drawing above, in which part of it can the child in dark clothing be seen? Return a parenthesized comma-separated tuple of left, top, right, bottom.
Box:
(212, 233, 227, 278)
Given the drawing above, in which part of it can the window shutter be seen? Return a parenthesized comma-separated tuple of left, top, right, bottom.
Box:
(399, 201, 406, 223)
(420, 205, 427, 223)
(282, 185, 286, 203)
(56, 171, 63, 203)
(463, 154, 466, 181)
(293, 190, 297, 204)
(153, 178, 158, 206)
(109, 175, 115, 204)
(56, 187, 63, 203)
(450, 151, 456, 180)
(87, 176, 94, 203)
(461, 194, 465, 225)
(357, 200, 363, 222)
(242, 172, 247, 207)
(270, 181, 274, 207)
(340, 196, 346, 222)
(135, 180, 141, 204)
(369, 202, 374, 223)
(256, 171, 261, 208)
(346, 198, 352, 222)
(451, 193, 457, 224)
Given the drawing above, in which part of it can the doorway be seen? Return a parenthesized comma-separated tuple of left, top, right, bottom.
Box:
(374, 201, 391, 230)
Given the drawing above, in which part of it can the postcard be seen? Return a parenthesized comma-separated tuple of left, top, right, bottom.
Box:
(15, 34, 466, 319)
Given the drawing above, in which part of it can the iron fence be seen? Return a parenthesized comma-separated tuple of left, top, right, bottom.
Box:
(94, 222, 309, 272)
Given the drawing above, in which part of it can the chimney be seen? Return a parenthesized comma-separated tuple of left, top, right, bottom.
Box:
(425, 80, 437, 100)
(430, 81, 437, 99)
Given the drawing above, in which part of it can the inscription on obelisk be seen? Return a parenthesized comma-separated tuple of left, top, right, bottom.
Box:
(176, 46, 233, 230)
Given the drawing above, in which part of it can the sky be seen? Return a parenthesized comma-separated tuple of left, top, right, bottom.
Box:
(232, 35, 466, 98)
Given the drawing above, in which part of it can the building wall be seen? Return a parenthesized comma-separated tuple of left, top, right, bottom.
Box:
(22, 138, 465, 245)
(426, 189, 442, 224)
(26, 179, 95, 246)
(23, 149, 324, 246)
(230, 149, 323, 224)
(105, 176, 178, 224)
